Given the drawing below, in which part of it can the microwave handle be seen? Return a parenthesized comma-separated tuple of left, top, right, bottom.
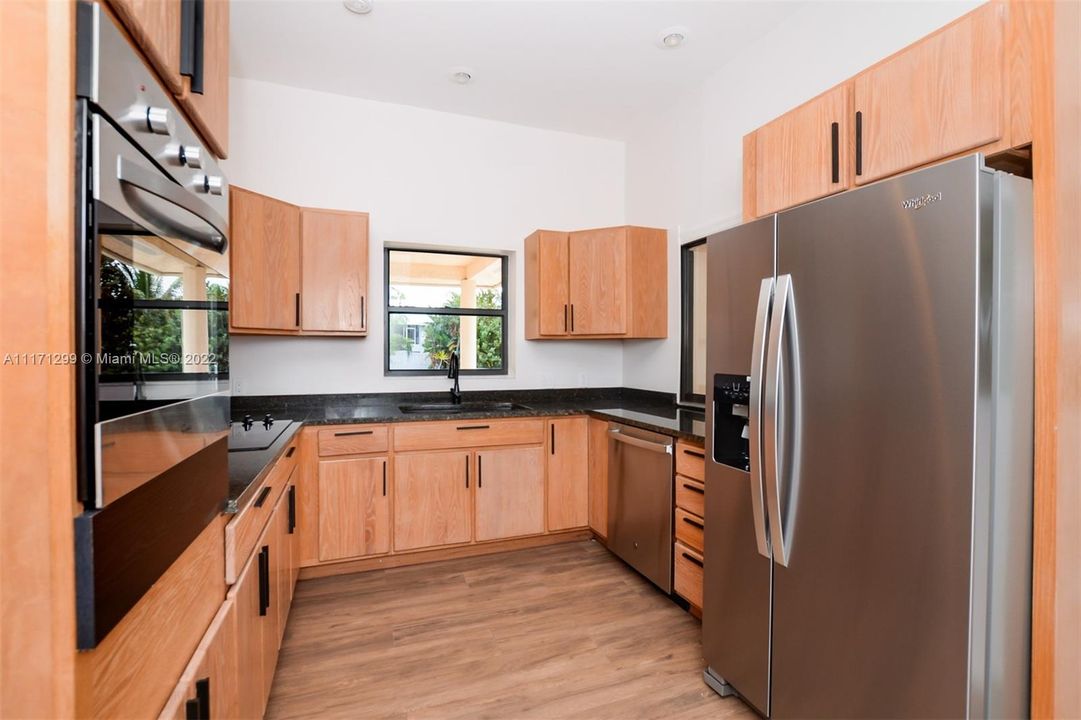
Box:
(117, 157, 228, 252)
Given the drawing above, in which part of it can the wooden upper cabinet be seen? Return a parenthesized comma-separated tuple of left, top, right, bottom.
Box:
(393, 451, 472, 551)
(107, 0, 183, 93)
(854, 1, 1005, 185)
(475, 447, 545, 542)
(546, 417, 589, 531)
(568, 228, 628, 335)
(524, 226, 667, 340)
(752, 84, 850, 216)
(300, 209, 369, 334)
(230, 187, 301, 331)
(317, 457, 389, 561)
(178, 0, 230, 158)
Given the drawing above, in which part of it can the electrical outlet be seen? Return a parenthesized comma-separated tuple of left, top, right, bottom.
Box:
(233, 379, 243, 395)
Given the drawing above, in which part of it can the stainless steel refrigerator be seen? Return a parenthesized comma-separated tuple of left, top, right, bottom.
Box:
(702, 155, 1033, 719)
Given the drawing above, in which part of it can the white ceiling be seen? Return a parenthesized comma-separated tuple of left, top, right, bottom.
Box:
(230, 0, 801, 140)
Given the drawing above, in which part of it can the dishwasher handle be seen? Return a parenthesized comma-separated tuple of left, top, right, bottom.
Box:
(608, 428, 673, 454)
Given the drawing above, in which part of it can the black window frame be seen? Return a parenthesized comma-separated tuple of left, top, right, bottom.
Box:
(384, 247, 509, 376)
(679, 238, 707, 406)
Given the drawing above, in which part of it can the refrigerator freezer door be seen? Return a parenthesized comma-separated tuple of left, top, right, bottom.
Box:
(703, 215, 775, 716)
(770, 155, 986, 718)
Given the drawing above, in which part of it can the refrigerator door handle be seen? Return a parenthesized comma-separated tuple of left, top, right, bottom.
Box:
(764, 273, 801, 568)
(747, 277, 774, 559)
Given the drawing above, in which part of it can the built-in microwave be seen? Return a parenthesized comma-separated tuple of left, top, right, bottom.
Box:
(74, 1, 231, 648)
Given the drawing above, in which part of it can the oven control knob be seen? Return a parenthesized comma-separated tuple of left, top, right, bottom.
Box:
(200, 175, 224, 195)
(145, 106, 172, 135)
(179, 145, 203, 168)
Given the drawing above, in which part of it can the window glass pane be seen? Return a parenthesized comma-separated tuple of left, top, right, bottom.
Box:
(691, 243, 707, 396)
(388, 313, 504, 371)
(387, 250, 503, 309)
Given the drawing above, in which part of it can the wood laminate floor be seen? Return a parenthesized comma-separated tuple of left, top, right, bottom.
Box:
(266, 540, 757, 720)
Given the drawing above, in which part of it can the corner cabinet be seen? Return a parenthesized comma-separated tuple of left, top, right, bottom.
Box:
(743, 1, 1028, 220)
(524, 226, 667, 339)
(230, 187, 370, 337)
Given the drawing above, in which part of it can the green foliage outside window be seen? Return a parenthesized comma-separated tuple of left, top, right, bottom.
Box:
(422, 289, 502, 370)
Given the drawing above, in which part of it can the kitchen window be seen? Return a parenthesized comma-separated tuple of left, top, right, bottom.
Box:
(680, 239, 707, 405)
(385, 249, 508, 375)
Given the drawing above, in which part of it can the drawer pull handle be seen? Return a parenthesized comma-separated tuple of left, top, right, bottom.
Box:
(465, 456, 469, 488)
(682, 449, 705, 459)
(682, 516, 704, 530)
(456, 425, 490, 431)
(286, 446, 296, 458)
(288, 486, 296, 534)
(682, 552, 704, 568)
(258, 545, 271, 615)
(335, 430, 374, 437)
(682, 483, 705, 495)
(253, 485, 272, 508)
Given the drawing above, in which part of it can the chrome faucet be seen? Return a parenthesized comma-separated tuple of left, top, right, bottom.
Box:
(447, 350, 462, 404)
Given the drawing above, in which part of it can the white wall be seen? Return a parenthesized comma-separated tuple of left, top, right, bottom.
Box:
(622, 0, 981, 395)
(224, 79, 626, 396)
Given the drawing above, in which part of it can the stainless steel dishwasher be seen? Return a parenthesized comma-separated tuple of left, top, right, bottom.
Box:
(606, 422, 674, 592)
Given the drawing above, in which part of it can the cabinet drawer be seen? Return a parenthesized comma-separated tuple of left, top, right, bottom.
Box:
(675, 441, 705, 481)
(675, 508, 705, 553)
(317, 424, 389, 456)
(224, 445, 296, 584)
(675, 475, 705, 517)
(674, 541, 704, 609)
(394, 419, 545, 452)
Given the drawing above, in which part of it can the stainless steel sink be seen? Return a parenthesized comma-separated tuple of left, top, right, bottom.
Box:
(397, 402, 531, 414)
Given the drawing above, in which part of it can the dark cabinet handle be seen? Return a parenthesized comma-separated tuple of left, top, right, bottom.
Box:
(180, 0, 205, 94)
(285, 446, 296, 458)
(550, 424, 556, 455)
(361, 296, 366, 329)
(295, 292, 301, 327)
(335, 430, 373, 437)
(258, 545, 270, 616)
(563, 304, 568, 332)
(682, 483, 705, 495)
(683, 449, 705, 459)
(194, 678, 210, 720)
(185, 698, 200, 720)
(682, 516, 704, 530)
(287, 486, 296, 534)
(682, 552, 704, 568)
(253, 485, 272, 508)
(830, 121, 839, 183)
(456, 425, 489, 431)
(570, 304, 575, 332)
(382, 461, 387, 497)
(855, 111, 863, 176)
(465, 456, 469, 488)
(478, 455, 483, 488)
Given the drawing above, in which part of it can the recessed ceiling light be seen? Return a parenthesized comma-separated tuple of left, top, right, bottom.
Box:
(343, 0, 372, 15)
(449, 68, 473, 85)
(658, 26, 688, 49)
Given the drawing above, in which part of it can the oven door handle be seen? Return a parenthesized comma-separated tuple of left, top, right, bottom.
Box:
(117, 157, 228, 252)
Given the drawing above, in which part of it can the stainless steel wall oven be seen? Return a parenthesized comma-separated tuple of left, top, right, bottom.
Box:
(74, 2, 231, 648)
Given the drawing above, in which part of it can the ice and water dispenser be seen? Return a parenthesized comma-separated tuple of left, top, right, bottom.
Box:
(712, 374, 751, 471)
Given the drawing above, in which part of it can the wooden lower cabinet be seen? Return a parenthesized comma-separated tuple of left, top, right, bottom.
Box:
(475, 446, 545, 541)
(317, 456, 390, 561)
(230, 546, 266, 719)
(587, 418, 609, 538)
(393, 450, 472, 551)
(158, 598, 239, 720)
(546, 417, 589, 531)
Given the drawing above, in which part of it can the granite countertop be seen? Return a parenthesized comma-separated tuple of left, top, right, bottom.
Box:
(227, 388, 705, 510)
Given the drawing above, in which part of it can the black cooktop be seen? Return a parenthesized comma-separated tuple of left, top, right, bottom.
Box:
(229, 416, 294, 451)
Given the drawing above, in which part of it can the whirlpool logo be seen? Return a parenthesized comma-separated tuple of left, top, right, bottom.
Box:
(901, 192, 943, 210)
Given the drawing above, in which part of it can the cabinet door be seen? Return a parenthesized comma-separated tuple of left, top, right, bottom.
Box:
(230, 187, 301, 331)
(537, 231, 570, 335)
(587, 418, 609, 538)
(854, 2, 1004, 184)
(475, 446, 545, 541)
(394, 451, 472, 551)
(317, 457, 389, 561)
(300, 209, 369, 333)
(568, 228, 627, 335)
(231, 551, 265, 719)
(185, 599, 239, 720)
(754, 84, 850, 215)
(259, 535, 279, 706)
(272, 490, 292, 644)
(547, 418, 589, 531)
(178, 0, 229, 158)
(107, 0, 182, 93)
